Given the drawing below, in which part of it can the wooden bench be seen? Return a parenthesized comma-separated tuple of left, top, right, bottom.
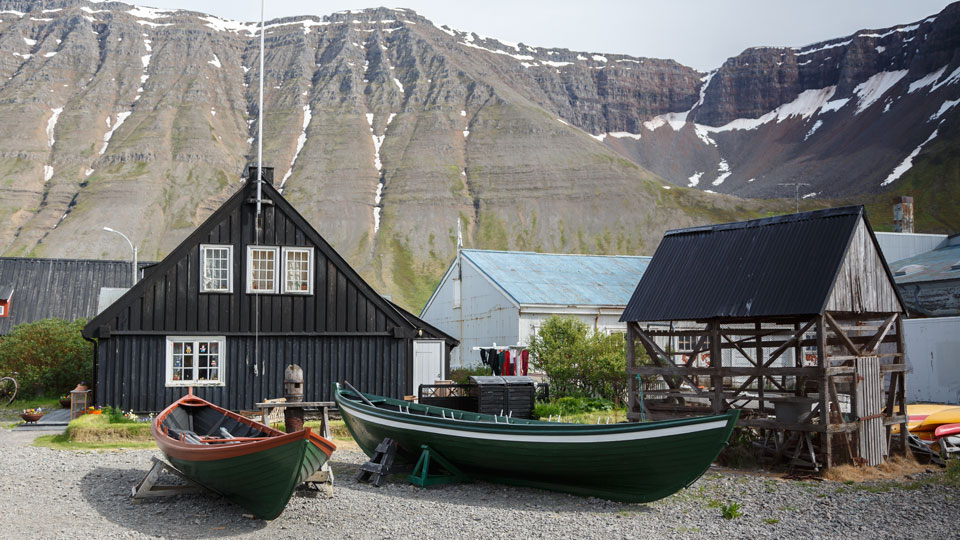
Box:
(255, 400, 336, 439)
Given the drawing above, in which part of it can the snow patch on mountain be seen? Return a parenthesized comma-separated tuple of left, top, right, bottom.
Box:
(99, 111, 131, 155)
(853, 70, 908, 114)
(712, 160, 731, 186)
(280, 105, 312, 189)
(46, 107, 63, 147)
(908, 66, 946, 93)
(688, 172, 703, 187)
(881, 128, 939, 186)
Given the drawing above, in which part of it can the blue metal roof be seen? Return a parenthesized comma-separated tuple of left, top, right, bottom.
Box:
(460, 249, 651, 306)
(890, 240, 960, 284)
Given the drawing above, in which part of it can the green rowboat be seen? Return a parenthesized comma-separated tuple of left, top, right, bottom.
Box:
(153, 394, 336, 520)
(336, 383, 738, 503)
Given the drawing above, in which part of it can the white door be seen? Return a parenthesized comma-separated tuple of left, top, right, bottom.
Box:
(413, 340, 444, 396)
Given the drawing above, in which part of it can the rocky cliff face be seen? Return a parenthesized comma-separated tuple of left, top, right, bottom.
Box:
(0, 0, 956, 310)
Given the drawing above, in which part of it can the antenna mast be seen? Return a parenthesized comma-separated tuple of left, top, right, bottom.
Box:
(256, 0, 265, 218)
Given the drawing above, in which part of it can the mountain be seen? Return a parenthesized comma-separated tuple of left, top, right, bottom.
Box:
(0, 1, 956, 310)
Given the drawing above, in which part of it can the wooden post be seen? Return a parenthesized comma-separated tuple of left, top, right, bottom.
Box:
(756, 321, 764, 417)
(710, 322, 722, 415)
(817, 314, 832, 468)
(793, 321, 803, 397)
(895, 314, 908, 456)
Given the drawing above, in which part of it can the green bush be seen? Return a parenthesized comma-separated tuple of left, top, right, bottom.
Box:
(448, 365, 491, 384)
(0, 318, 93, 399)
(528, 315, 648, 403)
(533, 396, 615, 418)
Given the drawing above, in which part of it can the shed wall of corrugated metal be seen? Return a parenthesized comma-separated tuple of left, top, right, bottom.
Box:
(97, 335, 407, 411)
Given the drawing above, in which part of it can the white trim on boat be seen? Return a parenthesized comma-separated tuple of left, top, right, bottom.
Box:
(342, 404, 729, 444)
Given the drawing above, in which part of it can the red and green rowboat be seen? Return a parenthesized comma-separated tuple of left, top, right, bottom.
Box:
(153, 394, 336, 520)
(335, 383, 738, 503)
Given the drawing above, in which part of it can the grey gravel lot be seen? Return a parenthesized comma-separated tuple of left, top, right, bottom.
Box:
(1, 428, 957, 540)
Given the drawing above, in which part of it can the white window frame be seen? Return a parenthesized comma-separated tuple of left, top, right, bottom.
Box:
(678, 334, 694, 351)
(281, 247, 314, 294)
(452, 277, 461, 308)
(199, 244, 233, 293)
(0, 304, 5, 316)
(165, 336, 226, 387)
(246, 246, 279, 294)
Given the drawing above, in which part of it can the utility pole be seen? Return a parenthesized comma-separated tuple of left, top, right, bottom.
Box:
(778, 182, 810, 213)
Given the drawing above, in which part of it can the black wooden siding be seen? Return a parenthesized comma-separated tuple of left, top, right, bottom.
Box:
(99, 199, 398, 336)
(98, 335, 407, 412)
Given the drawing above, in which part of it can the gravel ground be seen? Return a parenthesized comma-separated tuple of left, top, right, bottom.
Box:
(1, 428, 957, 540)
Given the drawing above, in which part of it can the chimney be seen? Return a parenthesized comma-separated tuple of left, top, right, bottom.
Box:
(893, 196, 914, 233)
(244, 165, 274, 185)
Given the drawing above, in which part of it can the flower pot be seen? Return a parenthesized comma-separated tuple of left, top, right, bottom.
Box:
(90, 410, 102, 415)
(59, 397, 72, 408)
(21, 412, 43, 423)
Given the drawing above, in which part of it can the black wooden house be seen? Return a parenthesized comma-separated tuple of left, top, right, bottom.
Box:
(83, 169, 456, 412)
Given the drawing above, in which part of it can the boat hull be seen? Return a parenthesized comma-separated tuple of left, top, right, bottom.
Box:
(153, 395, 335, 520)
(335, 386, 737, 503)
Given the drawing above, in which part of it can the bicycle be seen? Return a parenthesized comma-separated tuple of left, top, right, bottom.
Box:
(0, 372, 18, 407)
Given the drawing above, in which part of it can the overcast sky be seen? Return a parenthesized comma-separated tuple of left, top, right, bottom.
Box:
(143, 0, 953, 71)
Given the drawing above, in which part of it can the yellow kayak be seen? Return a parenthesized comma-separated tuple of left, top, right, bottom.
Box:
(914, 406, 960, 432)
(892, 404, 958, 434)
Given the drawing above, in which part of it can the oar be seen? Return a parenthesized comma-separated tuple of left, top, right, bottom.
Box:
(343, 380, 376, 407)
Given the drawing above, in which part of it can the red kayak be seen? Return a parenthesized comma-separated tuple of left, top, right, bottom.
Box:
(934, 423, 960, 439)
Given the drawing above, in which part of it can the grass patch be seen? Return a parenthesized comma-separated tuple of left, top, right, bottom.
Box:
(764, 518, 780, 525)
(33, 433, 156, 451)
(58, 413, 152, 444)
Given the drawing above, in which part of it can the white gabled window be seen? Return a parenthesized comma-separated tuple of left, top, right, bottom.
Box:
(247, 246, 278, 293)
(200, 244, 233, 293)
(165, 336, 225, 387)
(282, 247, 313, 294)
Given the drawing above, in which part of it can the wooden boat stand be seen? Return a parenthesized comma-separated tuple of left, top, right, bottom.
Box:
(407, 445, 470, 488)
(356, 438, 409, 487)
(298, 462, 335, 498)
(131, 457, 209, 501)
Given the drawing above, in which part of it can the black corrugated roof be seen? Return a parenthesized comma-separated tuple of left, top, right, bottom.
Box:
(621, 206, 875, 322)
(0, 257, 151, 334)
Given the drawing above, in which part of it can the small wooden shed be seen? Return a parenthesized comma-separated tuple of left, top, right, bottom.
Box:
(621, 206, 908, 469)
(83, 168, 456, 412)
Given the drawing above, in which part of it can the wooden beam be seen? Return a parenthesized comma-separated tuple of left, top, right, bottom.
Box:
(860, 313, 898, 355)
(629, 366, 822, 376)
(817, 315, 832, 468)
(633, 326, 701, 394)
(824, 312, 860, 357)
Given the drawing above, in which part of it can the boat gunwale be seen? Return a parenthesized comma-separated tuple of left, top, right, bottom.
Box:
(334, 383, 738, 438)
(153, 395, 336, 461)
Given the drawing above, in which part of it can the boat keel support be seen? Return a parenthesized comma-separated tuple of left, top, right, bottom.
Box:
(131, 457, 208, 501)
(357, 437, 405, 487)
(407, 445, 470, 488)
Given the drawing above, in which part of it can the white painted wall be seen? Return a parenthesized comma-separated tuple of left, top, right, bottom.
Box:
(421, 256, 519, 369)
(904, 316, 960, 404)
(875, 232, 947, 263)
(518, 309, 626, 347)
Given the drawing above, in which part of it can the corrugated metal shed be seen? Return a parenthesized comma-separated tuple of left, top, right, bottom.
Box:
(0, 257, 151, 334)
(460, 250, 651, 306)
(621, 206, 904, 322)
(889, 237, 960, 284)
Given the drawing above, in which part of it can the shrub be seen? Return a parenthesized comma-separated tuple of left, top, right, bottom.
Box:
(448, 365, 491, 384)
(528, 315, 648, 403)
(721, 501, 744, 520)
(534, 396, 615, 418)
(0, 318, 93, 399)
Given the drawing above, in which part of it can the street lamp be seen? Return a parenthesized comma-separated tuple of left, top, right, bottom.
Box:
(103, 227, 138, 286)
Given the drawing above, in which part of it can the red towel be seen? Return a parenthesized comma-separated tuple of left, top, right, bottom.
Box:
(503, 350, 512, 376)
(521, 350, 529, 375)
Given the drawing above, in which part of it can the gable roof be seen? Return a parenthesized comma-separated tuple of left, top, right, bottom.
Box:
(459, 249, 652, 306)
(621, 206, 905, 322)
(83, 179, 446, 339)
(0, 257, 150, 334)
